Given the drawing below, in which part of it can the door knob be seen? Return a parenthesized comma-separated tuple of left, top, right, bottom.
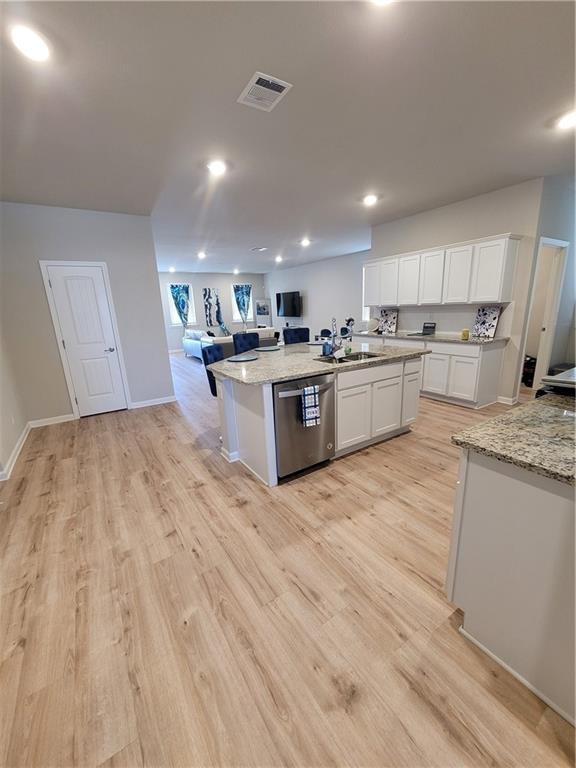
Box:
(105, 347, 115, 353)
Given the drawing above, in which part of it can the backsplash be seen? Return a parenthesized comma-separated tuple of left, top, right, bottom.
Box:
(367, 304, 511, 336)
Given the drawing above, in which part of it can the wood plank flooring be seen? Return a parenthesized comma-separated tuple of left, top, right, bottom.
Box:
(1, 352, 573, 767)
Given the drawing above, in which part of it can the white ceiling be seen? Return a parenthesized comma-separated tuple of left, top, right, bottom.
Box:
(1, 2, 574, 274)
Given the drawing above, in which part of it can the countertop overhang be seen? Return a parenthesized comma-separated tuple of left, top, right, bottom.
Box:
(209, 342, 428, 386)
(452, 394, 575, 485)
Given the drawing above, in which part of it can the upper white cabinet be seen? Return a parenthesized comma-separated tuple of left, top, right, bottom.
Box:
(469, 238, 517, 303)
(363, 262, 382, 306)
(362, 259, 398, 306)
(363, 235, 519, 308)
(380, 258, 399, 306)
(443, 245, 473, 303)
(419, 250, 445, 304)
(397, 255, 420, 305)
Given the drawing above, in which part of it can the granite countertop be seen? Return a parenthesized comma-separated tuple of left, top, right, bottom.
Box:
(209, 342, 428, 386)
(452, 394, 575, 485)
(354, 331, 509, 345)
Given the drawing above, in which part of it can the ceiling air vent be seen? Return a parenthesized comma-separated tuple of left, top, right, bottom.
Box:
(237, 72, 293, 112)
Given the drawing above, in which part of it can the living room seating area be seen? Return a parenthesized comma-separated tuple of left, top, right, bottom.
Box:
(183, 326, 278, 360)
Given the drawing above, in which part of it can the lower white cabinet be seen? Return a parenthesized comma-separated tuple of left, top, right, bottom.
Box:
(423, 354, 450, 394)
(447, 356, 479, 401)
(402, 373, 420, 425)
(371, 377, 402, 436)
(337, 385, 372, 450)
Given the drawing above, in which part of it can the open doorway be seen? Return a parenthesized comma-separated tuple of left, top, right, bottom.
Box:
(521, 237, 572, 394)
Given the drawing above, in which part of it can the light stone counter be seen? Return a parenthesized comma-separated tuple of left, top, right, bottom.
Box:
(209, 342, 427, 386)
(451, 394, 575, 485)
(354, 331, 509, 345)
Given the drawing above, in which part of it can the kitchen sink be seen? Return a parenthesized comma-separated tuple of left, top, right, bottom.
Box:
(316, 351, 381, 364)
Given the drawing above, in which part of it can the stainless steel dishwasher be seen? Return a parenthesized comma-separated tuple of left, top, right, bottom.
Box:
(273, 374, 335, 478)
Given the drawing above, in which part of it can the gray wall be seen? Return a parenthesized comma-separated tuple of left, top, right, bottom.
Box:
(158, 271, 266, 350)
(0, 203, 174, 468)
(0, 243, 27, 473)
(535, 175, 575, 367)
(264, 250, 370, 337)
(371, 179, 545, 400)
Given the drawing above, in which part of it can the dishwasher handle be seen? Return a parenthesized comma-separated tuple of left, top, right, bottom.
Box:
(277, 383, 334, 399)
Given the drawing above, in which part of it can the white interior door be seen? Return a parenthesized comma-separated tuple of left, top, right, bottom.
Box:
(532, 246, 568, 389)
(46, 264, 127, 416)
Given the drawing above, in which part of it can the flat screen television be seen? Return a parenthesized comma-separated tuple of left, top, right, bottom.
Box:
(276, 291, 302, 317)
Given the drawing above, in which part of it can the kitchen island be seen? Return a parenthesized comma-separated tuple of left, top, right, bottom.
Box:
(447, 394, 575, 722)
(209, 342, 428, 486)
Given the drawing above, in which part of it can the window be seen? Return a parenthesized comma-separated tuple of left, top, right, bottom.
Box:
(230, 285, 254, 323)
(168, 284, 196, 326)
(362, 306, 371, 323)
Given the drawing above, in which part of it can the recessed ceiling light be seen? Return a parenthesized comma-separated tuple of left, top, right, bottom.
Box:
(198, 251, 206, 260)
(251, 247, 268, 252)
(371, 0, 394, 5)
(233, 268, 239, 275)
(300, 237, 311, 247)
(10, 25, 50, 62)
(207, 159, 227, 177)
(168, 266, 175, 273)
(556, 110, 576, 130)
(363, 193, 379, 207)
(275, 255, 283, 263)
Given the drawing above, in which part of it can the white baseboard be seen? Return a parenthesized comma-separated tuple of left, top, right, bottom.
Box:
(459, 626, 574, 725)
(28, 413, 76, 428)
(129, 396, 177, 409)
(497, 396, 518, 405)
(0, 423, 31, 481)
(0, 413, 77, 482)
(221, 447, 239, 463)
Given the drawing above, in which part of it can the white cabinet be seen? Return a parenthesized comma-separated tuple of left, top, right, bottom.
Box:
(363, 262, 382, 306)
(423, 353, 450, 394)
(362, 259, 398, 306)
(337, 385, 372, 450)
(447, 356, 479, 401)
(443, 245, 473, 303)
(402, 373, 421, 426)
(379, 258, 399, 306)
(371, 377, 402, 436)
(418, 250, 445, 304)
(469, 238, 516, 303)
(397, 255, 420, 305)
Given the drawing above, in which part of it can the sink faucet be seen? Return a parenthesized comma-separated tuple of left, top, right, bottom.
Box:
(331, 317, 343, 353)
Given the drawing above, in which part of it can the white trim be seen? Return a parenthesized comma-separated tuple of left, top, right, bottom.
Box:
(221, 448, 239, 462)
(0, 413, 78, 482)
(497, 396, 518, 405)
(28, 413, 76, 428)
(0, 423, 31, 481)
(459, 625, 574, 725)
(129, 396, 177, 409)
(39, 260, 132, 414)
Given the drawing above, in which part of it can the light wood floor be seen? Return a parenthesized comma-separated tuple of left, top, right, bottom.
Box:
(1, 353, 573, 768)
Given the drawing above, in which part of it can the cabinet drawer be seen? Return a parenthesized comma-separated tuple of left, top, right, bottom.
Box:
(337, 363, 403, 390)
(404, 359, 422, 375)
(426, 342, 480, 358)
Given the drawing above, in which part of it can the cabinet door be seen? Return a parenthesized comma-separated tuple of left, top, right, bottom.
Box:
(379, 258, 399, 306)
(448, 356, 479, 401)
(469, 239, 507, 303)
(418, 250, 445, 304)
(397, 255, 420, 305)
(443, 245, 473, 303)
(337, 385, 372, 450)
(371, 377, 402, 437)
(402, 373, 421, 426)
(363, 263, 381, 306)
(422, 354, 450, 394)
